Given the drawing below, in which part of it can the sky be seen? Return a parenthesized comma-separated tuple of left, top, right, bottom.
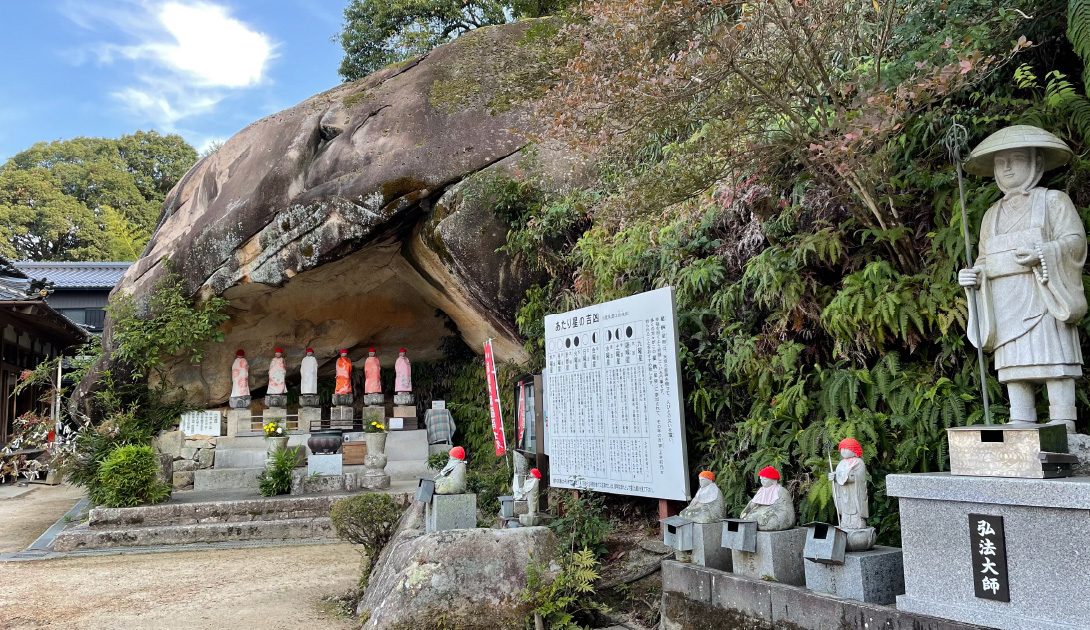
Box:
(0, 0, 346, 161)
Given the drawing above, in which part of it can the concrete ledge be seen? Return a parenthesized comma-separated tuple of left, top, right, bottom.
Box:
(194, 468, 263, 491)
(886, 472, 1090, 509)
(660, 561, 990, 630)
(88, 495, 350, 528)
(54, 517, 334, 552)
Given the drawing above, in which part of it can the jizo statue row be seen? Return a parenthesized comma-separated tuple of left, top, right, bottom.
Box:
(228, 347, 414, 408)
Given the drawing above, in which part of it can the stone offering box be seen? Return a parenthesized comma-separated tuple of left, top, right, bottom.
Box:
(499, 495, 515, 518)
(415, 477, 436, 503)
(803, 522, 846, 564)
(947, 421, 1075, 479)
(889, 472, 1090, 629)
(730, 527, 807, 586)
(426, 493, 477, 533)
(661, 516, 695, 552)
(804, 546, 904, 605)
(308, 453, 343, 477)
(720, 518, 757, 553)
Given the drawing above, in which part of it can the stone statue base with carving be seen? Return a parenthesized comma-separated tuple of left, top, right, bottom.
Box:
(229, 396, 251, 409)
(299, 406, 321, 433)
(394, 391, 414, 406)
(364, 393, 385, 406)
(265, 394, 287, 409)
(804, 545, 904, 604)
(889, 472, 1090, 630)
(299, 394, 320, 408)
(729, 527, 807, 586)
(332, 393, 353, 406)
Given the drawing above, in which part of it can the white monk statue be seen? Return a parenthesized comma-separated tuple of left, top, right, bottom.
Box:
(364, 348, 382, 395)
(267, 348, 287, 395)
(959, 126, 1085, 433)
(827, 438, 876, 550)
(434, 446, 467, 495)
(679, 471, 725, 523)
(230, 349, 250, 407)
(740, 467, 795, 531)
(395, 349, 412, 393)
(300, 348, 318, 395)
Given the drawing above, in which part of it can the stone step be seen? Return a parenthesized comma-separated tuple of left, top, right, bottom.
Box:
(53, 516, 334, 552)
(88, 494, 346, 528)
(194, 467, 263, 491)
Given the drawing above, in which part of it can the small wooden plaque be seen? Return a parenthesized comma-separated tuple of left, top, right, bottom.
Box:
(343, 441, 368, 465)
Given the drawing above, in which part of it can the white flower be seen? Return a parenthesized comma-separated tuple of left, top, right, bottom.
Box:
(276, 427, 283, 435)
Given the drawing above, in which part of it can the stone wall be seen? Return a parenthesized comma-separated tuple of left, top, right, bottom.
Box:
(151, 430, 216, 492)
(660, 561, 989, 630)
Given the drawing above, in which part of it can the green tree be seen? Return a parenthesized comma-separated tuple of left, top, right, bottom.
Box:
(337, 0, 572, 80)
(0, 131, 197, 261)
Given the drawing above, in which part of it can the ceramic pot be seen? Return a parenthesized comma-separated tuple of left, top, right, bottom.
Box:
(308, 430, 343, 455)
(267, 436, 289, 454)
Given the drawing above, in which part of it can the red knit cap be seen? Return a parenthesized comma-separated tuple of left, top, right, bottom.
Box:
(274, 348, 282, 354)
(758, 466, 780, 480)
(399, 348, 406, 353)
(306, 348, 313, 353)
(450, 446, 466, 460)
(369, 347, 376, 353)
(699, 471, 715, 481)
(530, 468, 542, 479)
(340, 349, 348, 355)
(236, 349, 245, 357)
(839, 438, 863, 458)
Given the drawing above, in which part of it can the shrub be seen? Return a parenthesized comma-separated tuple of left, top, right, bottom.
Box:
(426, 451, 448, 471)
(330, 494, 405, 588)
(258, 446, 298, 497)
(93, 444, 170, 507)
(550, 490, 611, 557)
(467, 465, 509, 518)
(522, 548, 605, 630)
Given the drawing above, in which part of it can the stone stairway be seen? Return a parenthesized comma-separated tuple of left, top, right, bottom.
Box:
(53, 494, 344, 552)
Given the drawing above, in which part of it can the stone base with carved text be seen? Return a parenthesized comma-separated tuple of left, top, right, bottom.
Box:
(888, 472, 1090, 629)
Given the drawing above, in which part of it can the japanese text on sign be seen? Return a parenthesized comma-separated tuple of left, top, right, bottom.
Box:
(544, 287, 690, 501)
(968, 513, 1009, 602)
(179, 411, 222, 437)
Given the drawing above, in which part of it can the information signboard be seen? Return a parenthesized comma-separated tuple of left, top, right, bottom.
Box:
(179, 410, 222, 437)
(544, 286, 690, 501)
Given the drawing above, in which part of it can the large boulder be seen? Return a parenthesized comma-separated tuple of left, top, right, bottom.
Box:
(358, 504, 557, 629)
(86, 20, 586, 407)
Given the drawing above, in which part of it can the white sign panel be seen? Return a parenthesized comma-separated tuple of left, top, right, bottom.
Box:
(431, 400, 446, 410)
(544, 286, 690, 501)
(179, 411, 223, 437)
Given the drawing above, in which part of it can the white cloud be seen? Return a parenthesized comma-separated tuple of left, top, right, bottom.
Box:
(66, 1, 276, 129)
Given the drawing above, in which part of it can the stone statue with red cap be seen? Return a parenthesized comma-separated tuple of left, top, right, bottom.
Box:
(333, 349, 354, 406)
(518, 468, 547, 526)
(266, 348, 288, 408)
(394, 348, 414, 405)
(230, 349, 251, 408)
(299, 348, 319, 407)
(364, 348, 383, 406)
(828, 437, 876, 550)
(740, 466, 795, 531)
(680, 471, 725, 523)
(434, 446, 468, 494)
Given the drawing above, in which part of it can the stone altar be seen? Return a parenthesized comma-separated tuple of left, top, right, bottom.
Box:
(958, 125, 1085, 434)
(889, 472, 1090, 629)
(803, 545, 904, 605)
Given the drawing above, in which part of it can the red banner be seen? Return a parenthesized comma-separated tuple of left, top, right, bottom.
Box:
(484, 340, 507, 456)
(516, 381, 526, 445)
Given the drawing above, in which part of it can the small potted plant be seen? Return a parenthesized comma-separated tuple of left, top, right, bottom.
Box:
(264, 420, 288, 454)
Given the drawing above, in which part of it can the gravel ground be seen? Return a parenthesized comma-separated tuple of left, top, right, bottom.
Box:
(0, 485, 361, 630)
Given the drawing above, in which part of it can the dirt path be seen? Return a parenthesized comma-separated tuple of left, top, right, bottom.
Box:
(0, 484, 84, 553)
(0, 544, 361, 630)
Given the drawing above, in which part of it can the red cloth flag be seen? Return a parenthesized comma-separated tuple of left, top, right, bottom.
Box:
(484, 340, 507, 456)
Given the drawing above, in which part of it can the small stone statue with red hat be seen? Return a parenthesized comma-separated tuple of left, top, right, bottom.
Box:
(680, 471, 725, 523)
(519, 468, 547, 526)
(299, 348, 319, 407)
(230, 349, 251, 408)
(740, 466, 796, 531)
(363, 348, 384, 406)
(434, 446, 468, 494)
(333, 349, 354, 406)
(394, 348, 414, 405)
(266, 348, 288, 408)
(828, 437, 876, 550)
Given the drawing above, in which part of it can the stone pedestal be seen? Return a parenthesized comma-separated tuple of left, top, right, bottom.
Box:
(361, 406, 384, 426)
(226, 409, 253, 436)
(229, 395, 250, 409)
(299, 394, 320, 408)
(519, 513, 547, 526)
(804, 545, 904, 604)
(330, 405, 354, 431)
(264, 407, 287, 425)
(332, 393, 353, 406)
(299, 407, 322, 433)
(889, 472, 1090, 630)
(265, 394, 287, 409)
(308, 453, 343, 476)
(730, 527, 807, 586)
(364, 393, 384, 406)
(692, 521, 732, 571)
(426, 493, 477, 533)
(394, 391, 414, 406)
